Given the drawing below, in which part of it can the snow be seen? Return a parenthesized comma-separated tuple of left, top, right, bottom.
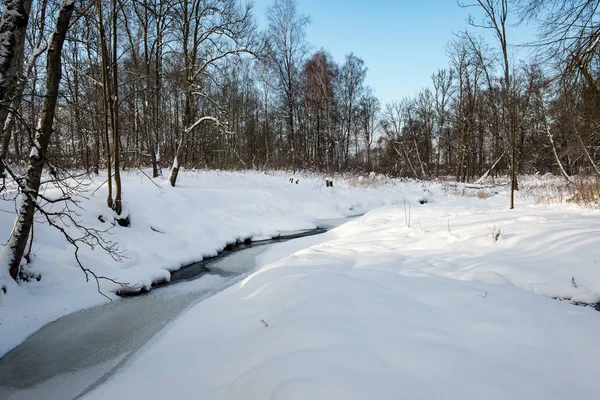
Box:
(84, 202, 600, 400)
(0, 170, 424, 357)
(29, 146, 38, 159)
(2, 170, 600, 398)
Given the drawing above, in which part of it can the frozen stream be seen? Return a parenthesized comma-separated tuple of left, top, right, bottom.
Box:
(0, 217, 354, 400)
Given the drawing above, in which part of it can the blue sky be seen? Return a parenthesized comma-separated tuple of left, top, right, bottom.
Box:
(252, 0, 535, 105)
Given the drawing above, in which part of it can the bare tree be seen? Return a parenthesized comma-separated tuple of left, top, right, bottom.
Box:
(0, 0, 34, 176)
(462, 0, 517, 207)
(519, 0, 599, 90)
(168, 0, 258, 187)
(95, 0, 114, 210)
(266, 0, 309, 172)
(1, 0, 49, 171)
(358, 88, 379, 171)
(519, 0, 599, 176)
(110, 0, 124, 220)
(4, 0, 76, 279)
(530, 72, 572, 182)
(432, 69, 454, 176)
(338, 53, 366, 169)
(381, 100, 418, 177)
(301, 50, 338, 169)
(415, 88, 436, 176)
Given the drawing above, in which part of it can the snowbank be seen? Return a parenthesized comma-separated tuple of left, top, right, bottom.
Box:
(0, 170, 430, 357)
(85, 204, 600, 400)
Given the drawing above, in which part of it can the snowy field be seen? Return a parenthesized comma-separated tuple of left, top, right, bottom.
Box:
(2, 170, 600, 399)
(0, 170, 425, 357)
(84, 187, 600, 399)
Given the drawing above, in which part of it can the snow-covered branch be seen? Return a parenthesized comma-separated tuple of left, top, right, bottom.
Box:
(184, 116, 220, 133)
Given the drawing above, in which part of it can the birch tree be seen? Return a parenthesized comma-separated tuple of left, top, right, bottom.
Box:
(1, 0, 48, 171)
(0, 0, 34, 176)
(4, 0, 76, 279)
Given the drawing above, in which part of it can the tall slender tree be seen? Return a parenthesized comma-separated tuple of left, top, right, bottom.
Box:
(5, 0, 76, 279)
(266, 0, 309, 171)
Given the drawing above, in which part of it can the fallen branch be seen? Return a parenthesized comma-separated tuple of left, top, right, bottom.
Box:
(151, 226, 166, 234)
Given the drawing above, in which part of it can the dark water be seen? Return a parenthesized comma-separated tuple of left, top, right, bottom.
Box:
(144, 227, 327, 290)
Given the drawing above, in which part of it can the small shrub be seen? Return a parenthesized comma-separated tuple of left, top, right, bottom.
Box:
(346, 173, 391, 188)
(488, 223, 502, 242)
(441, 183, 493, 199)
(476, 190, 491, 199)
(533, 177, 600, 206)
(571, 178, 600, 205)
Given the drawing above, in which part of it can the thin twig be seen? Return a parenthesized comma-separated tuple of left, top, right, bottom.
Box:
(137, 167, 164, 194)
(91, 176, 111, 196)
(2, 160, 129, 299)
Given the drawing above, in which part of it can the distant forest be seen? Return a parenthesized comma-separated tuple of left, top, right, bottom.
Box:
(1, 0, 599, 183)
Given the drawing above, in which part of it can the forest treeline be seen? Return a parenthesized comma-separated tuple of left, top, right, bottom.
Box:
(0, 0, 599, 278)
(1, 0, 599, 182)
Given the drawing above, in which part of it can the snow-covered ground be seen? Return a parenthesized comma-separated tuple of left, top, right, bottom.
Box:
(85, 198, 600, 399)
(2, 170, 600, 399)
(0, 170, 428, 357)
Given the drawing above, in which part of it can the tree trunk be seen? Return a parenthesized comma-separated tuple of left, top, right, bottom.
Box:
(111, 0, 124, 218)
(169, 116, 219, 187)
(0, 0, 34, 176)
(169, 89, 192, 188)
(3, 34, 50, 165)
(0, 0, 33, 132)
(539, 100, 571, 183)
(153, 12, 163, 178)
(6, 0, 75, 279)
(576, 129, 600, 178)
(168, 138, 183, 187)
(96, 0, 113, 209)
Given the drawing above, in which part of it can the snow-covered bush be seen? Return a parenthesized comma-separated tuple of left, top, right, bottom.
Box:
(488, 222, 502, 242)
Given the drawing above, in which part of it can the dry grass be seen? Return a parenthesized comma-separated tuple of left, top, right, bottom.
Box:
(344, 173, 393, 188)
(533, 177, 600, 206)
(571, 178, 600, 205)
(441, 183, 495, 199)
(476, 190, 492, 199)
